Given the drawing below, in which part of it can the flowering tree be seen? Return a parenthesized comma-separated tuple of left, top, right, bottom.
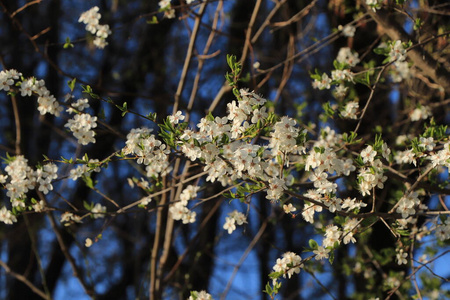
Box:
(0, 0, 449, 299)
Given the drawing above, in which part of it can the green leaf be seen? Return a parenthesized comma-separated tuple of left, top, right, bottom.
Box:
(83, 201, 93, 211)
(308, 239, 318, 250)
(82, 175, 96, 189)
(67, 78, 76, 92)
(146, 16, 158, 24)
(373, 47, 389, 55)
(365, 71, 371, 85)
(329, 251, 335, 264)
(322, 102, 335, 118)
(146, 112, 157, 122)
(63, 37, 74, 49)
(413, 18, 423, 30)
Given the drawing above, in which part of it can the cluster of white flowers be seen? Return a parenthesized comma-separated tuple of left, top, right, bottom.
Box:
(323, 225, 341, 247)
(300, 127, 372, 220)
(65, 113, 98, 145)
(69, 158, 101, 180)
(3, 156, 34, 207)
(66, 98, 90, 114)
(223, 210, 247, 234)
(337, 47, 360, 67)
(410, 105, 432, 121)
(1, 70, 63, 116)
(179, 90, 286, 192)
(60, 212, 82, 226)
(434, 218, 450, 241)
(366, 0, 382, 11)
(331, 69, 354, 82)
(391, 61, 411, 83)
(91, 203, 107, 219)
(32, 200, 46, 212)
(389, 40, 407, 63)
(312, 73, 331, 90)
(313, 57, 355, 91)
(187, 290, 213, 300)
(0, 206, 17, 224)
(322, 219, 360, 248)
(396, 192, 424, 219)
(158, 0, 175, 19)
(334, 84, 348, 98)
(0, 69, 20, 91)
(35, 163, 58, 194)
(394, 149, 417, 167)
(78, 6, 111, 49)
(272, 252, 302, 279)
(385, 275, 401, 289)
(340, 101, 359, 119)
(123, 127, 172, 177)
(427, 142, 450, 168)
(169, 185, 199, 224)
(269, 116, 300, 155)
(342, 218, 359, 244)
(338, 24, 356, 37)
(0, 157, 60, 224)
(1, 69, 99, 148)
(301, 202, 323, 223)
(358, 146, 388, 196)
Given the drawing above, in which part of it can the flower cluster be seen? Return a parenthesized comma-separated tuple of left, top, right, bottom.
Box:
(389, 40, 407, 63)
(358, 146, 388, 196)
(0, 206, 17, 225)
(272, 252, 302, 279)
(269, 116, 300, 155)
(391, 61, 411, 83)
(427, 142, 450, 168)
(78, 6, 111, 49)
(65, 113, 98, 145)
(410, 105, 432, 121)
(340, 100, 359, 119)
(169, 185, 199, 224)
(0, 157, 61, 224)
(1, 70, 63, 116)
(396, 192, 423, 219)
(337, 47, 360, 67)
(366, 0, 382, 11)
(187, 290, 213, 300)
(60, 212, 82, 226)
(3, 156, 34, 206)
(223, 210, 247, 234)
(66, 98, 90, 114)
(69, 159, 101, 181)
(179, 89, 282, 190)
(35, 163, 58, 195)
(435, 218, 450, 241)
(123, 127, 172, 177)
(91, 203, 107, 219)
(0, 69, 20, 92)
(338, 24, 356, 37)
(158, 0, 175, 19)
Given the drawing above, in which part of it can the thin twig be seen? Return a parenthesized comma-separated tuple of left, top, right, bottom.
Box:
(220, 219, 268, 300)
(173, 1, 208, 114)
(38, 192, 95, 297)
(0, 260, 48, 299)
